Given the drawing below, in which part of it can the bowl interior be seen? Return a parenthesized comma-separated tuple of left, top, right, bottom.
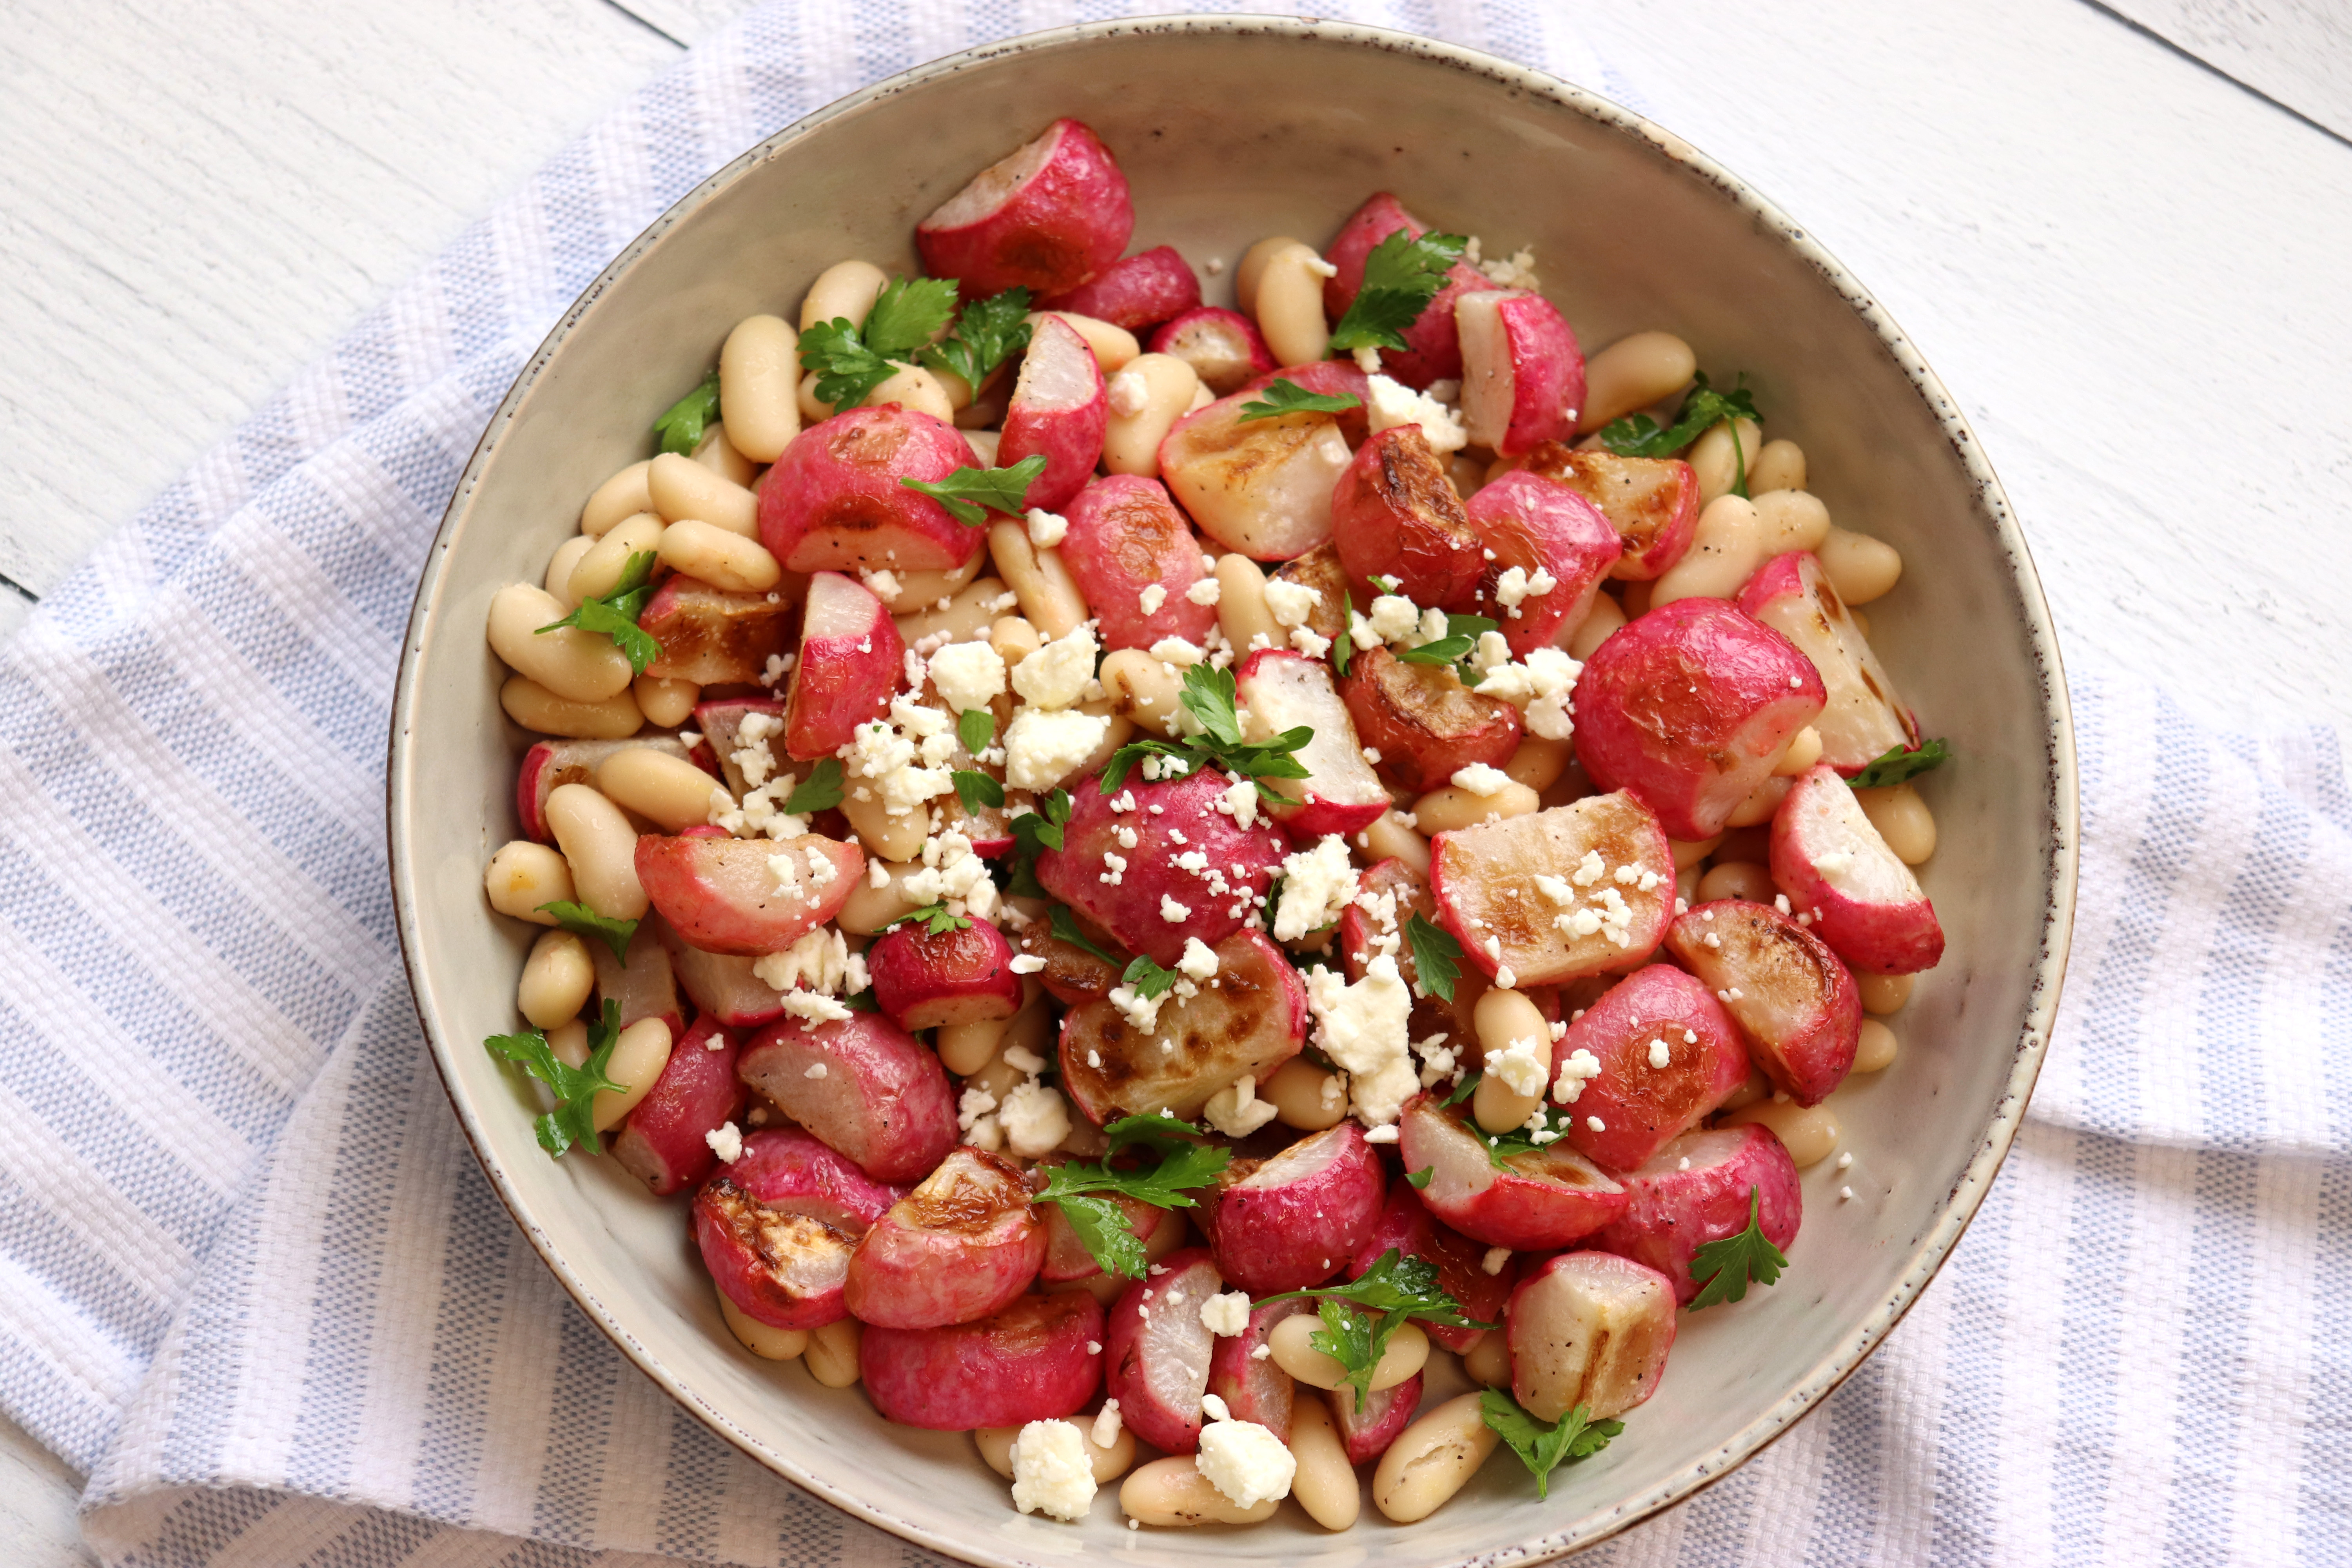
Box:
(390, 19, 2074, 1567)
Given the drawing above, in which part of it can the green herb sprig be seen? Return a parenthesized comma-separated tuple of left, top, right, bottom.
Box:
(884, 903, 973, 936)
(1599, 371, 1762, 497)
(1848, 738, 1950, 789)
(1481, 1392, 1622, 1497)
(1328, 230, 1470, 353)
(1100, 664, 1313, 801)
(484, 998, 627, 1158)
(1687, 1187, 1789, 1309)
(1036, 1115, 1231, 1279)
(1405, 913, 1463, 1003)
(537, 550, 661, 674)
(1260, 1250, 1492, 1410)
(653, 372, 720, 456)
(782, 758, 845, 814)
(920, 287, 1034, 392)
(901, 454, 1049, 528)
(1238, 379, 1361, 422)
(535, 900, 638, 965)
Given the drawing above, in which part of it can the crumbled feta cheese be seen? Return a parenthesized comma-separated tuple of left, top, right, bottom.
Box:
(1572, 850, 1607, 886)
(1185, 577, 1221, 606)
(1492, 564, 1558, 614)
(1364, 595, 1421, 646)
(1836, 1151, 1854, 1171)
(705, 1122, 743, 1162)
(1305, 955, 1415, 1126)
(1160, 894, 1193, 924)
(1365, 372, 1468, 452)
(1262, 577, 1322, 629)
(1137, 583, 1168, 618)
(1553, 1047, 1603, 1102)
(1481, 1246, 1511, 1276)
(1177, 937, 1220, 982)
(999, 1079, 1072, 1159)
(1648, 1038, 1672, 1069)
(1451, 762, 1513, 797)
(1092, 1400, 1123, 1448)
(1351, 344, 1383, 375)
(1026, 507, 1069, 548)
(751, 926, 869, 996)
(1472, 646, 1582, 740)
(1200, 1292, 1251, 1338)
(860, 568, 902, 602)
(780, 991, 854, 1030)
(1011, 953, 1047, 974)
(1213, 777, 1260, 828)
(927, 641, 1007, 714)
(1012, 626, 1098, 710)
(1004, 708, 1111, 790)
(1274, 836, 1358, 940)
(1477, 244, 1541, 290)
(1010, 1419, 1097, 1521)
(1149, 636, 1205, 666)
(1203, 1074, 1279, 1139)
(1363, 1123, 1399, 1144)
(1419, 606, 1453, 645)
(1586, 1115, 1606, 1132)
(1841, 1185, 1855, 1201)
(1487, 1027, 1550, 1098)
(1195, 1419, 1295, 1508)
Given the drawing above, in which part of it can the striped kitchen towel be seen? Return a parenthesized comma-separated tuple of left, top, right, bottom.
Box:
(0, 2, 2341, 1564)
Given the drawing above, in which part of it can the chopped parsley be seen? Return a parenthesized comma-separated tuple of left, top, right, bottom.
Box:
(484, 998, 626, 1158)
(1481, 1391, 1622, 1497)
(534, 900, 638, 965)
(920, 286, 1034, 392)
(652, 371, 720, 456)
(782, 757, 844, 814)
(1261, 1249, 1492, 1410)
(1049, 904, 1123, 968)
(884, 903, 972, 936)
(1327, 229, 1470, 354)
(900, 454, 1049, 528)
(1599, 370, 1762, 498)
(1405, 913, 1463, 1003)
(536, 550, 661, 674)
(1100, 664, 1312, 800)
(797, 276, 962, 408)
(1687, 1186, 1789, 1309)
(1847, 737, 1951, 789)
(956, 708, 996, 756)
(1035, 1114, 1230, 1279)
(953, 770, 1005, 813)
(1238, 378, 1361, 422)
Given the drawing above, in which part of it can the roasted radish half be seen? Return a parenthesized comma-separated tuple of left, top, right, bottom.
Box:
(760, 406, 984, 575)
(614, 1013, 745, 1195)
(1506, 1251, 1675, 1421)
(1521, 444, 1701, 581)
(1319, 192, 1488, 388)
(640, 575, 799, 686)
(866, 916, 1025, 1030)
(690, 700, 784, 796)
(1457, 471, 1622, 655)
(1588, 1124, 1802, 1304)
(737, 1011, 957, 1181)
(1059, 930, 1307, 1123)
(1149, 306, 1276, 396)
(517, 736, 692, 843)
(1235, 650, 1389, 838)
(1328, 1373, 1422, 1465)
(1103, 1248, 1225, 1453)
(1039, 243, 1200, 330)
(785, 571, 904, 760)
(1737, 550, 1918, 772)
(1556, 964, 1751, 1173)
(996, 313, 1109, 512)
(1329, 426, 1482, 606)
(1057, 475, 1218, 651)
(1200, 1122, 1387, 1293)
(1664, 900, 1862, 1105)
(861, 1292, 1104, 1430)
(1429, 792, 1675, 985)
(589, 918, 683, 1033)
(636, 833, 862, 957)
(1340, 645, 1523, 795)
(1036, 764, 1287, 965)
(1457, 290, 1585, 457)
(846, 1147, 1045, 1328)
(1207, 1297, 1314, 1437)
(693, 1128, 904, 1329)
(1572, 599, 1826, 840)
(659, 927, 789, 1030)
(1157, 386, 1351, 560)
(1347, 1184, 1517, 1354)
(916, 118, 1134, 299)
(1398, 1094, 1628, 1250)
(1770, 764, 1944, 973)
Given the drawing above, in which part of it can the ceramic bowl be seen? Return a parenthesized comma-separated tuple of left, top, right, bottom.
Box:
(389, 16, 2077, 1565)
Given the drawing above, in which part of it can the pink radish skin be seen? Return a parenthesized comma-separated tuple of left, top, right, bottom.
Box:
(1770, 764, 1945, 973)
(1664, 900, 1862, 1105)
(845, 1147, 1044, 1329)
(916, 118, 1133, 299)
(1522, 445, 1702, 581)
(1572, 599, 1827, 840)
(639, 574, 800, 686)
(1059, 929, 1307, 1123)
(1234, 650, 1390, 838)
(1319, 192, 1488, 388)
(517, 736, 694, 842)
(1588, 1125, 1802, 1305)
(1557, 964, 1751, 1173)
(1398, 1094, 1628, 1251)
(1457, 290, 1586, 458)
(995, 314, 1109, 512)
(1340, 644, 1523, 795)
(658, 926, 788, 1030)
(785, 571, 903, 760)
(1036, 766, 1287, 965)
(1199, 1122, 1387, 1293)
(1150, 307, 1276, 396)
(860, 1293, 1104, 1430)
(635, 833, 862, 957)
(1457, 471, 1623, 655)
(737, 1011, 957, 1182)
(1236, 361, 1373, 447)
(1103, 1248, 1224, 1454)
(866, 917, 1024, 1031)
(1347, 1184, 1516, 1354)
(1038, 244, 1200, 330)
(1329, 1373, 1423, 1465)
(1329, 426, 1482, 606)
(693, 1128, 904, 1330)
(1430, 792, 1675, 985)
(613, 1013, 745, 1195)
(690, 699, 787, 796)
(1056, 475, 1218, 651)
(1207, 1297, 1314, 1439)
(1156, 385, 1352, 560)
(759, 406, 982, 575)
(1737, 550, 1919, 773)
(1506, 1251, 1676, 1421)
(588, 919, 684, 1035)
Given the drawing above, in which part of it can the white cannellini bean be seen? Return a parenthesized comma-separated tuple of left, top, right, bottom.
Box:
(581, 459, 653, 537)
(842, 790, 930, 865)
(1027, 309, 1138, 374)
(1287, 1397, 1361, 1531)
(937, 1015, 1012, 1078)
(1724, 1096, 1841, 1167)
(1670, 835, 1722, 870)
(1853, 1019, 1899, 1073)
(543, 782, 649, 920)
(894, 575, 1016, 648)
(804, 1318, 862, 1387)
(1411, 780, 1541, 835)
(1567, 592, 1627, 660)
(1252, 240, 1332, 367)
(1747, 438, 1807, 495)
(1234, 234, 1304, 317)
(1472, 988, 1551, 1134)
(1102, 353, 1201, 478)
(1574, 331, 1698, 433)
(989, 614, 1042, 666)
(1649, 489, 1832, 607)
(634, 674, 699, 729)
(1503, 735, 1574, 793)
(1858, 971, 1915, 1014)
(1372, 1393, 1500, 1523)
(862, 364, 955, 424)
(517, 928, 595, 1028)
(1360, 808, 1432, 877)
(1463, 1328, 1513, 1387)
(719, 314, 802, 463)
(1818, 526, 1904, 604)
(1773, 725, 1825, 776)
(799, 259, 889, 332)
(718, 1290, 809, 1360)
(648, 451, 760, 538)
(1213, 554, 1280, 652)
(587, 1018, 670, 1131)
(1099, 648, 1187, 737)
(568, 512, 665, 601)
(985, 522, 1090, 639)
(543, 536, 595, 612)
(1269, 1312, 1427, 1392)
(692, 423, 759, 488)
(833, 860, 919, 934)
(963, 428, 1000, 465)
(500, 677, 642, 739)
(1263, 1057, 1348, 1131)
(597, 746, 722, 833)
(861, 553, 983, 612)
(1688, 417, 1765, 505)
(659, 519, 783, 593)
(797, 369, 836, 425)
(485, 841, 575, 925)
(1697, 861, 1777, 904)
(1119, 1457, 1279, 1526)
(1855, 782, 1936, 863)
(486, 584, 635, 702)
(1726, 774, 1791, 828)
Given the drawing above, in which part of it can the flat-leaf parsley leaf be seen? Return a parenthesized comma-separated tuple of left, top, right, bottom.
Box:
(535, 900, 638, 964)
(652, 371, 720, 456)
(1405, 912, 1463, 1003)
(1847, 737, 1951, 789)
(537, 550, 661, 674)
(1480, 1390, 1622, 1497)
(485, 998, 627, 1158)
(1238, 378, 1362, 422)
(1328, 230, 1470, 353)
(901, 455, 1049, 527)
(1686, 1186, 1789, 1309)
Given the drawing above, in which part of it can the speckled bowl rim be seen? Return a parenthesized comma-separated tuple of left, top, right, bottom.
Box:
(388, 15, 2079, 1564)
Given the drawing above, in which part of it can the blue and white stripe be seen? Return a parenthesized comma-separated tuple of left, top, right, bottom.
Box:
(0, 3, 2342, 1564)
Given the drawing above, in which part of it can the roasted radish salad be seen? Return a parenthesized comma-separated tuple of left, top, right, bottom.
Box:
(478, 115, 1947, 1532)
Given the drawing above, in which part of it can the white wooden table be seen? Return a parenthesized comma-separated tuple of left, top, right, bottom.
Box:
(4, 1, 2347, 1560)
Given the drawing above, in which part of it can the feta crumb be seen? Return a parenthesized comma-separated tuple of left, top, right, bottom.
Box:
(1553, 1047, 1603, 1102)
(1586, 1115, 1606, 1132)
(1262, 577, 1322, 630)
(1481, 1246, 1511, 1276)
(999, 1079, 1072, 1159)
(928, 641, 1007, 714)
(1092, 1400, 1122, 1447)
(1836, 1151, 1854, 1171)
(1177, 937, 1220, 982)
(860, 568, 902, 602)
(1004, 708, 1111, 790)
(1200, 1292, 1251, 1338)
(1011, 953, 1047, 974)
(1679, 1156, 1691, 1171)
(1363, 1123, 1399, 1144)
(1451, 762, 1513, 798)
(1365, 372, 1468, 452)
(1648, 1038, 1671, 1069)
(1026, 507, 1069, 548)
(1139, 583, 1168, 617)
(1305, 955, 1415, 1126)
(1841, 1185, 1855, 1201)
(1009, 1419, 1096, 1521)
(1012, 626, 1098, 711)
(1149, 636, 1205, 666)
(1185, 577, 1221, 607)
(1203, 1074, 1278, 1139)
(1274, 835, 1359, 941)
(1487, 1027, 1550, 1098)
(1159, 894, 1192, 924)
(704, 1122, 743, 1162)
(1214, 777, 1260, 828)
(1195, 1419, 1296, 1508)
(804, 1062, 829, 1080)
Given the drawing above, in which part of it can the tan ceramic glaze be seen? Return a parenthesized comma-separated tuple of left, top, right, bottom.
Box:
(388, 18, 2077, 1566)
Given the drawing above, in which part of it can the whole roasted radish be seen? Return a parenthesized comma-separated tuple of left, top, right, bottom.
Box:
(1456, 471, 1622, 655)
(613, 1013, 745, 1195)
(1556, 964, 1751, 1172)
(636, 833, 863, 957)
(916, 118, 1134, 299)
(1200, 1121, 1386, 1293)
(759, 407, 982, 574)
(1770, 763, 1944, 973)
(1397, 1094, 1628, 1250)
(1330, 425, 1482, 605)
(1506, 1250, 1675, 1421)
(1103, 1248, 1225, 1453)
(1056, 475, 1218, 651)
(1664, 900, 1862, 1105)
(861, 1292, 1104, 1430)
(693, 1128, 904, 1329)
(1588, 1124, 1802, 1304)
(737, 1011, 957, 1181)
(846, 1147, 1044, 1328)
(866, 916, 1025, 1030)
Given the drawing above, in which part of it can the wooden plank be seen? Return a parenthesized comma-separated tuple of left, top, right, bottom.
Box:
(2098, 0, 2352, 143)
(0, 1410, 94, 1567)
